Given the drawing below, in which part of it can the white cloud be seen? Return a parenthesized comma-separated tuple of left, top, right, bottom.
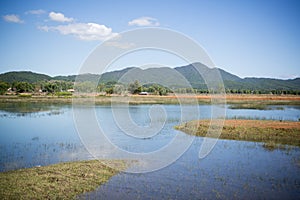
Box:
(26, 9, 46, 15)
(128, 17, 160, 26)
(3, 14, 24, 23)
(49, 12, 73, 22)
(39, 22, 118, 41)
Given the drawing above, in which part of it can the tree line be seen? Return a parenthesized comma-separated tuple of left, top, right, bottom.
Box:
(0, 80, 74, 95)
(0, 80, 299, 96)
(0, 80, 171, 96)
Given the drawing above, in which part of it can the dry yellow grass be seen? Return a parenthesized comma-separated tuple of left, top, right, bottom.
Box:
(175, 119, 300, 147)
(1, 94, 300, 105)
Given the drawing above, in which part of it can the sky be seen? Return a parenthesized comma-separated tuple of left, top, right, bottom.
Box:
(0, 0, 299, 79)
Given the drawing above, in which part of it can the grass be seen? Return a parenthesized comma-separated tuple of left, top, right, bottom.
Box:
(55, 91, 73, 97)
(228, 103, 270, 110)
(0, 160, 126, 199)
(18, 94, 32, 98)
(228, 102, 295, 110)
(175, 119, 300, 147)
(1, 94, 300, 106)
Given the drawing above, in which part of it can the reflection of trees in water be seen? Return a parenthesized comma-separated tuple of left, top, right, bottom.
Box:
(0, 102, 66, 117)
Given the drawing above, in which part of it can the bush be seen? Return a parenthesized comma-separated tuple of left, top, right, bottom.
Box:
(13, 82, 34, 93)
(0, 82, 9, 95)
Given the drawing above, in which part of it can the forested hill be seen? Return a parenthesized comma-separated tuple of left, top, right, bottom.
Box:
(0, 71, 52, 83)
(0, 63, 299, 93)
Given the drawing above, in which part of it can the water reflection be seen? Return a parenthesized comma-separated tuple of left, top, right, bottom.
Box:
(0, 102, 67, 117)
(82, 140, 300, 199)
(0, 102, 299, 199)
(0, 142, 90, 172)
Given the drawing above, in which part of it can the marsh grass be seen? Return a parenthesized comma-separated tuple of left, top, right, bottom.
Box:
(55, 91, 73, 97)
(18, 94, 32, 98)
(228, 103, 269, 110)
(175, 119, 300, 147)
(262, 141, 287, 151)
(0, 160, 125, 199)
(1, 94, 300, 106)
(228, 103, 287, 110)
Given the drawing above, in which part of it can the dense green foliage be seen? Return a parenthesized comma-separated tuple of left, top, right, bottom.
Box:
(12, 82, 34, 93)
(128, 80, 142, 94)
(0, 71, 51, 83)
(74, 81, 95, 93)
(0, 82, 9, 95)
(41, 81, 73, 93)
(0, 63, 299, 94)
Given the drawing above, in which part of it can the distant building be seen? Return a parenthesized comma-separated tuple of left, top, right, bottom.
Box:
(67, 89, 75, 93)
(139, 92, 148, 95)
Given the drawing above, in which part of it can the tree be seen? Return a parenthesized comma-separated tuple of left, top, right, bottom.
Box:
(97, 83, 105, 92)
(58, 81, 73, 91)
(43, 82, 59, 93)
(105, 87, 114, 95)
(128, 80, 142, 94)
(158, 87, 167, 96)
(74, 81, 95, 93)
(113, 84, 125, 95)
(0, 81, 9, 95)
(13, 82, 34, 93)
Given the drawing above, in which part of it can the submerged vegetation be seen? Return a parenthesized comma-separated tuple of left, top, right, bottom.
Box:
(0, 160, 125, 199)
(175, 119, 300, 147)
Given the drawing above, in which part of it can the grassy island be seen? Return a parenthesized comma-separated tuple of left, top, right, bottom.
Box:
(175, 119, 300, 148)
(0, 160, 125, 199)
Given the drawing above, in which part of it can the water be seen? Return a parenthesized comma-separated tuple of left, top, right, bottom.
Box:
(0, 103, 299, 199)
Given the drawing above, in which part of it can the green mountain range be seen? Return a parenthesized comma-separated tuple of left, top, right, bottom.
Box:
(0, 62, 299, 92)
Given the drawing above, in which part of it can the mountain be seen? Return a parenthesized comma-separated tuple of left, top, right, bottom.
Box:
(52, 75, 76, 82)
(0, 63, 299, 92)
(0, 71, 51, 83)
(175, 63, 242, 89)
(242, 77, 300, 90)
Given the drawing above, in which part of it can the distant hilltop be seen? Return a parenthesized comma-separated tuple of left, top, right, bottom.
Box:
(0, 62, 299, 94)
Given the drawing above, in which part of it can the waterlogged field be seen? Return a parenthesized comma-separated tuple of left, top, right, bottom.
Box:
(0, 101, 299, 199)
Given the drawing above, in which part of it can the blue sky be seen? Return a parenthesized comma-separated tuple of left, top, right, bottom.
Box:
(0, 0, 299, 79)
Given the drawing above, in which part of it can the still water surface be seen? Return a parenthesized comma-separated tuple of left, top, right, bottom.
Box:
(0, 103, 299, 199)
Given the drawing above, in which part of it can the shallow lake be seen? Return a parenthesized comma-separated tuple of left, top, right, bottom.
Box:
(0, 103, 299, 199)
